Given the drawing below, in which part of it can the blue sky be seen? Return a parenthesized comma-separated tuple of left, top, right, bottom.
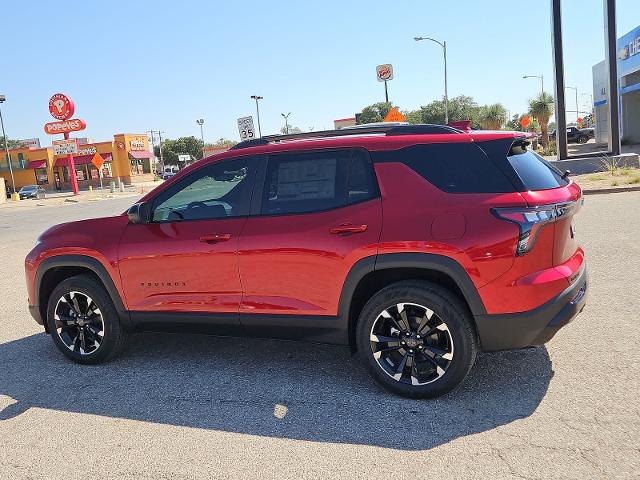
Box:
(1, 0, 637, 144)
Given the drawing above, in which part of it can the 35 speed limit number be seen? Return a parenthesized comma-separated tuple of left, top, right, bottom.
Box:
(237, 116, 256, 141)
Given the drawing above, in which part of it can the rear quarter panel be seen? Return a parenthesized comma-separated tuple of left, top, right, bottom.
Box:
(374, 162, 526, 289)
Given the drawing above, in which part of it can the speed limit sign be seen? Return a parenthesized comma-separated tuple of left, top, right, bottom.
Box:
(237, 116, 256, 141)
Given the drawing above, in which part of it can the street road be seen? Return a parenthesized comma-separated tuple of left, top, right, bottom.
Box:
(1, 193, 638, 479)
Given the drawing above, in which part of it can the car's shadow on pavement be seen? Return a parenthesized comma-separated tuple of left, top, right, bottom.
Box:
(0, 331, 552, 450)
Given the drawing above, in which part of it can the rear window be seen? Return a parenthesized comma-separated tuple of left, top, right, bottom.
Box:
(507, 146, 568, 190)
(372, 143, 516, 193)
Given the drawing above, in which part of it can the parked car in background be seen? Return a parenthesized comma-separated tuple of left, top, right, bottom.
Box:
(162, 165, 180, 180)
(18, 185, 46, 200)
(25, 125, 587, 399)
(550, 127, 592, 144)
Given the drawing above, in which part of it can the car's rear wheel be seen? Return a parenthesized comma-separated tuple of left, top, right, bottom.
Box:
(356, 281, 477, 398)
(577, 135, 588, 144)
(46, 274, 128, 364)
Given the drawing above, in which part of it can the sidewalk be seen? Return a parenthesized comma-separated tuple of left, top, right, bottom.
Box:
(0, 180, 163, 211)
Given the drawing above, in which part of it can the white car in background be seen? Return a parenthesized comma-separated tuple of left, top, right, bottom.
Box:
(162, 166, 180, 180)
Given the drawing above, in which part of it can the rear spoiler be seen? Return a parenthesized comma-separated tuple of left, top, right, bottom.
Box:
(447, 120, 472, 132)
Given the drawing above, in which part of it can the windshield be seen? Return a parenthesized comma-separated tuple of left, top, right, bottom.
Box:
(20, 186, 37, 191)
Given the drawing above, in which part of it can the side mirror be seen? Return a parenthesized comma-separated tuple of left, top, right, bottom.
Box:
(127, 202, 151, 224)
(561, 170, 571, 179)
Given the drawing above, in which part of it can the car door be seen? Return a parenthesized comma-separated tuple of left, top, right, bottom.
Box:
(237, 148, 382, 340)
(118, 156, 258, 331)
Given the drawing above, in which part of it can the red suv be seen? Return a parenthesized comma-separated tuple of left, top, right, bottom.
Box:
(25, 125, 587, 398)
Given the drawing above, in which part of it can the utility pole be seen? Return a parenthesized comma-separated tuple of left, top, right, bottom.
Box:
(281, 112, 291, 134)
(196, 119, 205, 158)
(0, 95, 17, 198)
(147, 130, 158, 174)
(157, 131, 165, 172)
(250, 95, 263, 137)
(414, 37, 449, 124)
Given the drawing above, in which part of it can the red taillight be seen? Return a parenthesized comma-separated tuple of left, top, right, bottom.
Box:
(492, 201, 579, 255)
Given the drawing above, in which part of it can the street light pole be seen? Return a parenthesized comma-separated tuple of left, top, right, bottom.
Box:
(250, 95, 263, 137)
(281, 112, 291, 134)
(565, 86, 579, 123)
(523, 74, 544, 95)
(414, 36, 449, 124)
(582, 93, 594, 114)
(196, 118, 205, 158)
(0, 95, 17, 198)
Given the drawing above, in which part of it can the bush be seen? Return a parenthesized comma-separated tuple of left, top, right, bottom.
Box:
(541, 141, 557, 156)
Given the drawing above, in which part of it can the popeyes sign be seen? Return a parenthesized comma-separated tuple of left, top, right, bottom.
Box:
(44, 118, 86, 134)
(44, 93, 86, 135)
(49, 93, 74, 120)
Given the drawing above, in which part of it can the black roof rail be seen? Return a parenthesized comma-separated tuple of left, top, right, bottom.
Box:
(229, 123, 462, 150)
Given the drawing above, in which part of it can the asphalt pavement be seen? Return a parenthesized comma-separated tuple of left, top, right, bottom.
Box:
(0, 192, 638, 479)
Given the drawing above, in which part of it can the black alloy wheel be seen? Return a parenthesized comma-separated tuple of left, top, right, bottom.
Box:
(356, 281, 477, 398)
(46, 274, 128, 364)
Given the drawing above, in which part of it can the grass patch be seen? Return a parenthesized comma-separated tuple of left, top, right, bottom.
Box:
(626, 176, 640, 185)
(588, 174, 606, 181)
(611, 181, 619, 186)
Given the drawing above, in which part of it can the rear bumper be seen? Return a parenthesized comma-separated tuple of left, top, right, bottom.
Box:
(474, 263, 588, 351)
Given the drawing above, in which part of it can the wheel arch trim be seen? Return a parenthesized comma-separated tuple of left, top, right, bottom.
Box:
(34, 254, 131, 329)
(338, 252, 487, 347)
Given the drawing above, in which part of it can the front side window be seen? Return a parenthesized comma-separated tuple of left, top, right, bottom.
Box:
(152, 157, 255, 222)
(261, 149, 377, 215)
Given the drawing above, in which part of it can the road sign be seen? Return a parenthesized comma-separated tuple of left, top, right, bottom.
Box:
(376, 64, 394, 82)
(48, 93, 75, 120)
(383, 107, 405, 122)
(237, 116, 256, 141)
(44, 118, 86, 135)
(91, 153, 105, 170)
(52, 138, 79, 155)
(177, 154, 190, 162)
(18, 138, 41, 149)
(520, 116, 531, 128)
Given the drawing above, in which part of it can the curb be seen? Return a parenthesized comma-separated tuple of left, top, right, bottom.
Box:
(583, 185, 640, 195)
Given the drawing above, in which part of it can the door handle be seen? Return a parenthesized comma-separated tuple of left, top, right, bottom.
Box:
(330, 223, 368, 235)
(199, 233, 231, 243)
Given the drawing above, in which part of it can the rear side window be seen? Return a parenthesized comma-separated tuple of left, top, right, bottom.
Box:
(373, 143, 516, 193)
(262, 149, 378, 215)
(507, 146, 568, 190)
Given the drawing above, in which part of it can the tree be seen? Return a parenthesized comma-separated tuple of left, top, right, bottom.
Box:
(279, 126, 302, 134)
(0, 136, 20, 149)
(206, 138, 237, 148)
(528, 92, 555, 147)
(357, 102, 393, 124)
(154, 136, 205, 165)
(407, 95, 482, 127)
(403, 109, 423, 125)
(478, 103, 507, 130)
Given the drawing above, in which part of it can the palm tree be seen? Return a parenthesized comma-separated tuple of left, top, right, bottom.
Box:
(528, 92, 555, 147)
(479, 103, 507, 130)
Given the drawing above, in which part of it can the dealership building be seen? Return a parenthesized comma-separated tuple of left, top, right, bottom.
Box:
(0, 133, 155, 191)
(592, 25, 640, 144)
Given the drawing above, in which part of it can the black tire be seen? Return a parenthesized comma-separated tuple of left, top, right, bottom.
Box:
(46, 274, 128, 364)
(577, 135, 588, 144)
(356, 281, 477, 399)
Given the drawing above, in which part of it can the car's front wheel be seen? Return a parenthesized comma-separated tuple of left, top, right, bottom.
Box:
(356, 281, 477, 398)
(46, 274, 128, 364)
